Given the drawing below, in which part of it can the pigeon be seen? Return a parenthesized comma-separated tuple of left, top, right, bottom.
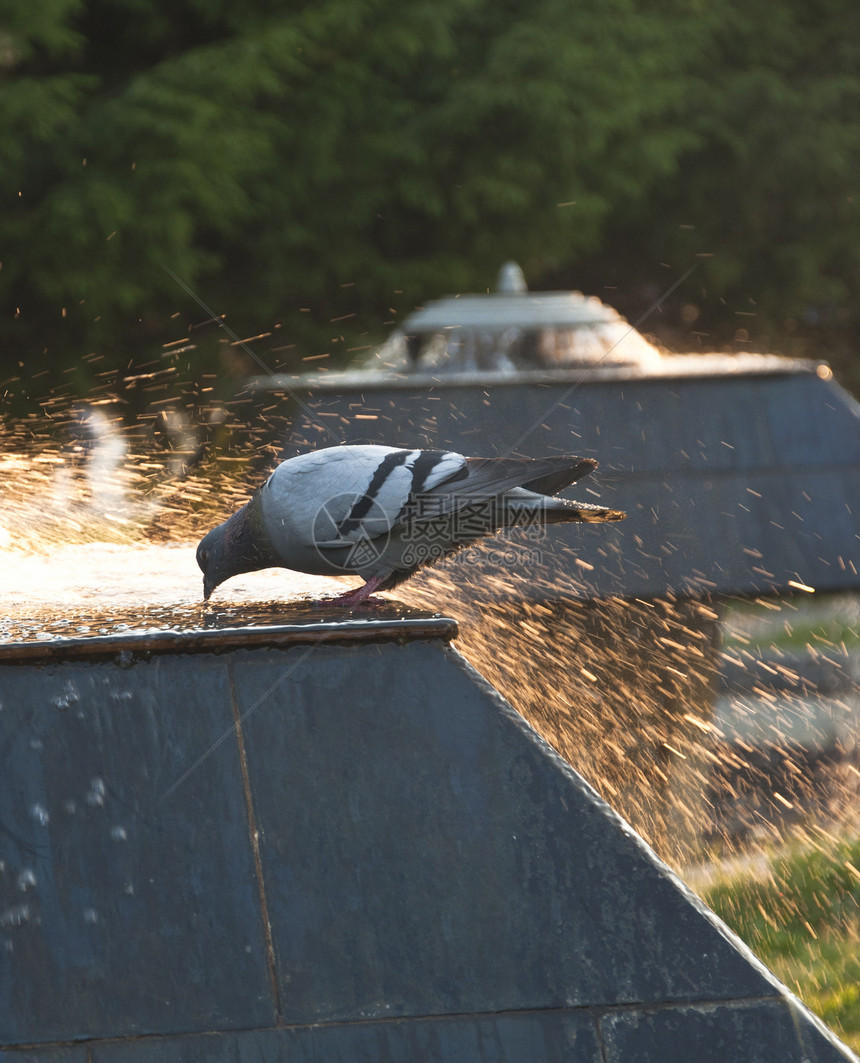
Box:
(196, 444, 625, 604)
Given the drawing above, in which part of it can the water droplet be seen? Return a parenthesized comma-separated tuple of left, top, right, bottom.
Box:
(52, 680, 80, 711)
(86, 778, 106, 807)
(0, 905, 29, 929)
(30, 803, 49, 826)
(110, 825, 127, 842)
(29, 738, 43, 751)
(17, 869, 36, 892)
(64, 799, 77, 815)
(83, 907, 99, 924)
(122, 882, 134, 896)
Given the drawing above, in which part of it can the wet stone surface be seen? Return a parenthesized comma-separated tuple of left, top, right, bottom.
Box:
(0, 541, 450, 649)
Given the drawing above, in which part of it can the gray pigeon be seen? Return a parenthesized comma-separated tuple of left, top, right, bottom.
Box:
(196, 444, 625, 604)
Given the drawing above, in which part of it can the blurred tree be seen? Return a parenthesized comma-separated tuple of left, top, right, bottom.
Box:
(572, 0, 860, 385)
(1, 0, 859, 403)
(0, 0, 700, 400)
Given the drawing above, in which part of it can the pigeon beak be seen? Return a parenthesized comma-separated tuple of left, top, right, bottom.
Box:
(203, 576, 214, 601)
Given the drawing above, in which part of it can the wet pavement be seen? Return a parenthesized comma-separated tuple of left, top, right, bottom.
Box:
(1, 541, 455, 652)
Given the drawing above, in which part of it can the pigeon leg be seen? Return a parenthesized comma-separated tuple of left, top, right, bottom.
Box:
(324, 573, 388, 607)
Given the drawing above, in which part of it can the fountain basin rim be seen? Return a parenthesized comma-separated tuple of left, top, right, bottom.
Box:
(0, 614, 459, 665)
(248, 353, 827, 395)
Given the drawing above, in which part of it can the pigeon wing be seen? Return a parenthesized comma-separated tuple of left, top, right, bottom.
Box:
(399, 454, 601, 526)
(278, 445, 467, 548)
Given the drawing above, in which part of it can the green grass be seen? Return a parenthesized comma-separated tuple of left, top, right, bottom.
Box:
(702, 832, 860, 1050)
(721, 593, 860, 656)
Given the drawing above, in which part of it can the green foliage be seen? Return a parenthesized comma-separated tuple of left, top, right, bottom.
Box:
(1, 0, 859, 402)
(703, 833, 860, 1049)
(583, 0, 860, 374)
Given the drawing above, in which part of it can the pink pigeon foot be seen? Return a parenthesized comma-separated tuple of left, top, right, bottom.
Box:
(323, 573, 388, 607)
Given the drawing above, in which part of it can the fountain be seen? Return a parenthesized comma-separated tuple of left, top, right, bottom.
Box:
(376, 259, 662, 374)
(2, 268, 858, 1059)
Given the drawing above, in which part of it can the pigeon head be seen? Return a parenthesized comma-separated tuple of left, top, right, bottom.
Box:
(196, 523, 236, 601)
(196, 494, 279, 601)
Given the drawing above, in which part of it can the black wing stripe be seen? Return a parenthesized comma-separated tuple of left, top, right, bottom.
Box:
(396, 450, 467, 522)
(409, 450, 452, 495)
(337, 449, 410, 535)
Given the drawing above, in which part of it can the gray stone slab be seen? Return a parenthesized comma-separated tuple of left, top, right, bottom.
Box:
(600, 999, 858, 1063)
(89, 1010, 602, 1062)
(234, 640, 780, 1025)
(766, 376, 860, 468)
(0, 654, 274, 1044)
(2, 627, 855, 1061)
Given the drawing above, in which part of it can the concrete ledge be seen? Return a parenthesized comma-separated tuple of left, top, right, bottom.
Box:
(0, 613, 458, 664)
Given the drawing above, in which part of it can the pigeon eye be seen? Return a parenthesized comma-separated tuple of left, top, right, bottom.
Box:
(199, 548, 209, 564)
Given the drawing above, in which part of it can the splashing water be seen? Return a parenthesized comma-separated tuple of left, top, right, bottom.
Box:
(4, 334, 860, 1048)
(403, 549, 860, 872)
(3, 389, 860, 915)
(0, 390, 351, 639)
